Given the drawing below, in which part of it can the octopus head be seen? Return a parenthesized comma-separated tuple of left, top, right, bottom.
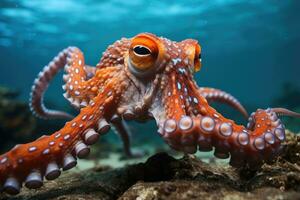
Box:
(117, 33, 205, 144)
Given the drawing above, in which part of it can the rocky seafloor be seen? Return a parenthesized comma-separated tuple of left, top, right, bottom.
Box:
(0, 130, 299, 200)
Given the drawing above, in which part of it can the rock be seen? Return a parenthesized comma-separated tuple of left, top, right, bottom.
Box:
(282, 130, 300, 165)
(1, 131, 300, 200)
(119, 182, 299, 200)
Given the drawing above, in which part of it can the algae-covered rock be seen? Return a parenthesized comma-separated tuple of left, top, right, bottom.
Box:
(1, 131, 300, 200)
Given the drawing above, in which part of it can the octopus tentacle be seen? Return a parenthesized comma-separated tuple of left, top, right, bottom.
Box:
(272, 107, 300, 118)
(31, 58, 136, 159)
(158, 75, 300, 167)
(199, 87, 248, 119)
(0, 67, 127, 195)
(163, 72, 187, 121)
(29, 47, 99, 120)
(62, 47, 100, 108)
(29, 48, 74, 119)
(63, 65, 96, 111)
(31, 62, 136, 159)
(111, 119, 134, 157)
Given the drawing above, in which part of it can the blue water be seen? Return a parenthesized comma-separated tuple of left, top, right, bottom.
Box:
(0, 0, 299, 118)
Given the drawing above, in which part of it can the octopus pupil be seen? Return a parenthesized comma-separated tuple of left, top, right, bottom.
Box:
(198, 53, 201, 59)
(133, 45, 151, 55)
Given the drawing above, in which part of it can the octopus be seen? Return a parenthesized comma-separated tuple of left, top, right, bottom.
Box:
(0, 33, 299, 195)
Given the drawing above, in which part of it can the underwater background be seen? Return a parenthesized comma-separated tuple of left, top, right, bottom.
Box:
(0, 0, 299, 158)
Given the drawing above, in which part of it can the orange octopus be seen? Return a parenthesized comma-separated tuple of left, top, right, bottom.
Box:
(0, 33, 299, 195)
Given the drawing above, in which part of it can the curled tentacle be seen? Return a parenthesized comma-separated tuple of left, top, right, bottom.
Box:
(199, 87, 248, 119)
(30, 47, 104, 120)
(29, 48, 74, 119)
(30, 47, 99, 120)
(160, 108, 287, 167)
(153, 70, 299, 168)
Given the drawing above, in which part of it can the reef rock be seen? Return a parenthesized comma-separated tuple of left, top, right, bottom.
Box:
(1, 131, 300, 200)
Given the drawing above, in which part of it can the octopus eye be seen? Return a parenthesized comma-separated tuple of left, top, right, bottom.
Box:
(194, 44, 202, 72)
(133, 45, 151, 56)
(128, 34, 159, 76)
